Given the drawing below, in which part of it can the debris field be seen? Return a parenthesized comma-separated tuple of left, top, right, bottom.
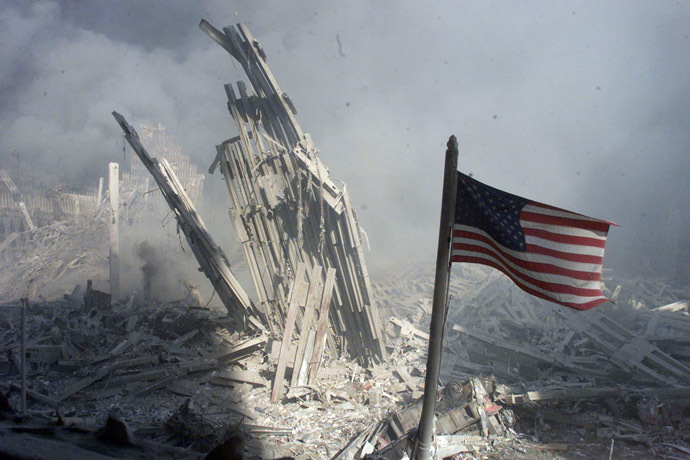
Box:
(1, 19, 689, 460)
(1, 266, 690, 459)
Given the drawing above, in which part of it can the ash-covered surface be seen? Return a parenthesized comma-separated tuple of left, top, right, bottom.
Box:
(0, 262, 689, 459)
(0, 290, 419, 459)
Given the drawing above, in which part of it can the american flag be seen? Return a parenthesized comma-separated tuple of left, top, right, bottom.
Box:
(451, 172, 614, 310)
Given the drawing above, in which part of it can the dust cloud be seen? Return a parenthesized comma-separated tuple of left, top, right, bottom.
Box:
(1, 1, 688, 283)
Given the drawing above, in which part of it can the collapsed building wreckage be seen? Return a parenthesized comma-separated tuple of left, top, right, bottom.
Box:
(0, 126, 206, 304)
(363, 268, 690, 458)
(2, 268, 690, 458)
(199, 20, 387, 367)
(113, 19, 387, 402)
(1, 20, 690, 460)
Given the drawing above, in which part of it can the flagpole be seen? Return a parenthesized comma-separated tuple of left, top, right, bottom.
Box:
(414, 136, 459, 460)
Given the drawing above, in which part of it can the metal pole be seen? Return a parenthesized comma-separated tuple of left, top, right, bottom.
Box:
(20, 297, 27, 416)
(414, 136, 459, 460)
(108, 162, 120, 300)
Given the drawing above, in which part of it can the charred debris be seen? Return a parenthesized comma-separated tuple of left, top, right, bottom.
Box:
(0, 20, 689, 460)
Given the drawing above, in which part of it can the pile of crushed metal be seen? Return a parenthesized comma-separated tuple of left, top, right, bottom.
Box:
(365, 265, 690, 459)
(1, 266, 689, 459)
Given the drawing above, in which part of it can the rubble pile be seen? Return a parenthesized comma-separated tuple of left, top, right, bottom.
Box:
(0, 263, 689, 459)
(0, 216, 108, 303)
(361, 266, 690, 458)
(0, 283, 422, 459)
(0, 293, 258, 457)
(442, 267, 690, 388)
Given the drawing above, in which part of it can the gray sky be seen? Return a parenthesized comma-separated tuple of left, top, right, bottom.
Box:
(1, 0, 688, 281)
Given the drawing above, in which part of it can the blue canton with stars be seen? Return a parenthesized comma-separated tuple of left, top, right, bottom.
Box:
(455, 172, 529, 251)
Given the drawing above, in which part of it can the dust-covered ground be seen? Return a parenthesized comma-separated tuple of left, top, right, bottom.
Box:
(1, 250, 689, 459)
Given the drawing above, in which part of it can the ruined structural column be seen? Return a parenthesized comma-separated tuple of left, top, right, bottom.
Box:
(108, 162, 120, 300)
(97, 176, 104, 205)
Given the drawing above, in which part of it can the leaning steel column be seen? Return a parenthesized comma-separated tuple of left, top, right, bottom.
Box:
(108, 162, 120, 300)
(414, 136, 458, 460)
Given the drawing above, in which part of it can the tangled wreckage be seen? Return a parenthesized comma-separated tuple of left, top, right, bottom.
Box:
(1, 20, 690, 460)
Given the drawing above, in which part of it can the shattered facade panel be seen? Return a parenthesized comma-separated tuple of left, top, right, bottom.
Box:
(121, 122, 204, 213)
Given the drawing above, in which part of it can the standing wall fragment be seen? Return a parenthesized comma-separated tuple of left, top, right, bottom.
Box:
(201, 20, 386, 362)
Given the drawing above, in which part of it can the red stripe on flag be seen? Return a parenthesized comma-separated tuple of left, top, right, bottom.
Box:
(522, 227, 607, 248)
(451, 255, 608, 310)
(453, 230, 603, 276)
(453, 243, 603, 294)
(521, 211, 611, 233)
(528, 202, 617, 225)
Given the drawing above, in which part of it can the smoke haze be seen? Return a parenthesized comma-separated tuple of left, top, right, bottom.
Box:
(1, 0, 688, 282)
